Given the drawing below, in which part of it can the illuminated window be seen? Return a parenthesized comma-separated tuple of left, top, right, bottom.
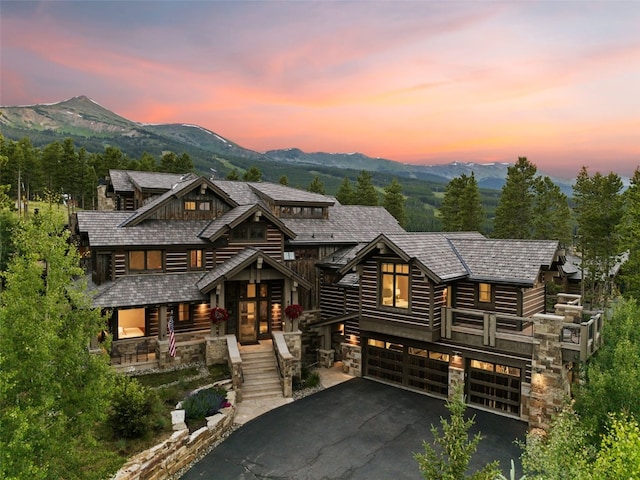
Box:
(478, 283, 492, 303)
(189, 249, 204, 269)
(184, 201, 196, 211)
(128, 250, 162, 272)
(177, 303, 190, 322)
(380, 262, 409, 309)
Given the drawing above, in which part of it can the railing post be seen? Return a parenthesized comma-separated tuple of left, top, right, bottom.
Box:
(580, 321, 590, 362)
(489, 314, 496, 347)
(483, 312, 490, 346)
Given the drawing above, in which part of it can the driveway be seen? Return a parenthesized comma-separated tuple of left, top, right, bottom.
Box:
(181, 378, 527, 479)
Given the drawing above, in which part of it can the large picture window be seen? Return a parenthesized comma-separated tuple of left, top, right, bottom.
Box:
(128, 250, 162, 272)
(380, 262, 409, 309)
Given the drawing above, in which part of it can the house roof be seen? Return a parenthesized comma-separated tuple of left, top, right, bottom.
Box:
(212, 180, 264, 206)
(76, 211, 211, 247)
(108, 169, 186, 194)
(317, 244, 368, 268)
(197, 247, 312, 293)
(338, 232, 559, 286)
(450, 238, 560, 285)
(91, 272, 207, 308)
(249, 182, 335, 206)
(283, 205, 404, 245)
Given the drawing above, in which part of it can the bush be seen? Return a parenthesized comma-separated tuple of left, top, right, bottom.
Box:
(182, 387, 229, 421)
(108, 375, 163, 439)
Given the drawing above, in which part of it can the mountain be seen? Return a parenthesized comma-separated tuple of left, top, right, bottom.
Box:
(0, 95, 573, 192)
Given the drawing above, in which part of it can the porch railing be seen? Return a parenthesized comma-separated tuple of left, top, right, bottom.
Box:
(441, 307, 534, 347)
(561, 313, 603, 361)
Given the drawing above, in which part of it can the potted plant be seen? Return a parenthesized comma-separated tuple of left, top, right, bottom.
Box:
(210, 306, 229, 336)
(284, 303, 303, 331)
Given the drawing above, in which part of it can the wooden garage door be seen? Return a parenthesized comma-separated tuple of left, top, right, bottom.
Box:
(467, 359, 521, 416)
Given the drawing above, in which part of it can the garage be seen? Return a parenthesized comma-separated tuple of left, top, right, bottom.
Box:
(466, 359, 521, 416)
(364, 338, 449, 396)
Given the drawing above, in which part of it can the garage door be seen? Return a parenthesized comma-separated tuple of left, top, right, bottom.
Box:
(467, 359, 521, 416)
(365, 339, 449, 396)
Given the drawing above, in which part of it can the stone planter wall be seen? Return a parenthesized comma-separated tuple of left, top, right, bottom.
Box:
(111, 388, 236, 480)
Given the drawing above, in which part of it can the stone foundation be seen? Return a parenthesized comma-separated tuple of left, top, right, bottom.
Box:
(205, 335, 228, 366)
(341, 343, 361, 376)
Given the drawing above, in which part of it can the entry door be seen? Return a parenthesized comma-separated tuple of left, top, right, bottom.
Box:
(239, 300, 257, 344)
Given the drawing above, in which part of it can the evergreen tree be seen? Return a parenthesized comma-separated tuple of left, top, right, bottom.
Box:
(493, 157, 537, 238)
(243, 166, 262, 182)
(618, 168, 640, 300)
(335, 177, 354, 205)
(279, 175, 289, 186)
(355, 170, 378, 206)
(0, 210, 116, 479)
(440, 173, 483, 232)
(226, 168, 240, 180)
(573, 166, 623, 307)
(159, 151, 193, 173)
(383, 178, 407, 227)
(414, 385, 500, 480)
(531, 176, 572, 245)
(308, 176, 325, 194)
(137, 152, 157, 171)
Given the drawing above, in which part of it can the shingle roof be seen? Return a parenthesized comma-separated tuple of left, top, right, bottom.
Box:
(76, 211, 210, 247)
(91, 272, 207, 307)
(284, 205, 404, 244)
(212, 180, 263, 205)
(317, 244, 368, 268)
(197, 204, 295, 241)
(249, 182, 335, 205)
(450, 238, 559, 284)
(383, 233, 471, 282)
(108, 169, 186, 193)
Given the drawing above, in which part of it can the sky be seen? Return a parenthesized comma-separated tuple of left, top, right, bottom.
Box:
(1, 1, 639, 179)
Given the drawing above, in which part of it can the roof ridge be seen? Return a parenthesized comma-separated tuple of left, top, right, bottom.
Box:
(447, 237, 472, 277)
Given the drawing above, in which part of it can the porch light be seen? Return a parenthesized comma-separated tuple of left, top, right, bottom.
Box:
(451, 351, 463, 368)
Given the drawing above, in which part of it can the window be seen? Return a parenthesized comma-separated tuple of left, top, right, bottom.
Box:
(117, 307, 145, 338)
(128, 250, 162, 272)
(198, 201, 211, 211)
(177, 303, 190, 322)
(380, 262, 409, 309)
(184, 201, 196, 211)
(185, 200, 211, 211)
(189, 249, 204, 269)
(230, 224, 266, 242)
(478, 283, 492, 303)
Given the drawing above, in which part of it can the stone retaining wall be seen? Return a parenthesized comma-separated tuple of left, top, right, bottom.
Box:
(111, 389, 236, 480)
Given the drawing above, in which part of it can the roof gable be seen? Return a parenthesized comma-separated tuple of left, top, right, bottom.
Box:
(198, 204, 296, 241)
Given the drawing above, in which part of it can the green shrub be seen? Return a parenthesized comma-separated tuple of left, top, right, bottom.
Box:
(108, 375, 162, 439)
(182, 387, 229, 421)
(305, 371, 320, 388)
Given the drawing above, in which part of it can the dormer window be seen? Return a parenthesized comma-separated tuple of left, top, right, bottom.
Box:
(279, 206, 325, 218)
(380, 262, 409, 309)
(185, 200, 211, 211)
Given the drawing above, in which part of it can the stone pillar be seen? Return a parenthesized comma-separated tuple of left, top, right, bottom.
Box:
(156, 339, 170, 369)
(448, 364, 465, 400)
(205, 335, 228, 366)
(318, 349, 335, 368)
(283, 330, 302, 378)
(341, 343, 361, 376)
(529, 313, 571, 430)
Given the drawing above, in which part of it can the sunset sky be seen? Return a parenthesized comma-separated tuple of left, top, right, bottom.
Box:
(1, 1, 639, 179)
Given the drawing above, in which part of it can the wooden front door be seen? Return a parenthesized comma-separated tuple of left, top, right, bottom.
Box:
(239, 300, 257, 344)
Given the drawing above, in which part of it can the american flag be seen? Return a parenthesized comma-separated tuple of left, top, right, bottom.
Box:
(168, 313, 176, 357)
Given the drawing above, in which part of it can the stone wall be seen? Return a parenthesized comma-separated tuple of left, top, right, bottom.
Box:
(283, 331, 302, 378)
(157, 338, 205, 369)
(112, 389, 236, 480)
(341, 342, 362, 376)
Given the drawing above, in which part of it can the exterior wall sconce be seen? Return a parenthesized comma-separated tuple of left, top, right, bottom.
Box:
(451, 350, 463, 368)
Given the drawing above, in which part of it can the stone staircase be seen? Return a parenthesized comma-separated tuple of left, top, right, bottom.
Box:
(240, 342, 283, 401)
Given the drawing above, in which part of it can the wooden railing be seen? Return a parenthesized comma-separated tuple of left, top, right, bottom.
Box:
(561, 313, 602, 361)
(441, 307, 534, 347)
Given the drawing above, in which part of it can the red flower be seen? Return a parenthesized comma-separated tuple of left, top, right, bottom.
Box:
(210, 306, 229, 324)
(284, 304, 303, 320)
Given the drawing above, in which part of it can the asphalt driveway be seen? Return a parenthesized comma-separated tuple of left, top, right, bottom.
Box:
(181, 378, 527, 479)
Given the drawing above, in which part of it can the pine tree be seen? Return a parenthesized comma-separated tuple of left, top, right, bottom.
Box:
(493, 157, 537, 238)
(531, 176, 571, 245)
(383, 178, 407, 227)
(226, 168, 240, 180)
(335, 177, 354, 205)
(308, 176, 325, 194)
(573, 166, 623, 307)
(355, 170, 378, 206)
(279, 175, 289, 186)
(440, 173, 483, 232)
(619, 168, 640, 300)
(243, 166, 262, 182)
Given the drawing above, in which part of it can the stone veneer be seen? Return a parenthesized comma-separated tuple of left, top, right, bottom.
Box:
(111, 387, 236, 480)
(341, 342, 361, 376)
